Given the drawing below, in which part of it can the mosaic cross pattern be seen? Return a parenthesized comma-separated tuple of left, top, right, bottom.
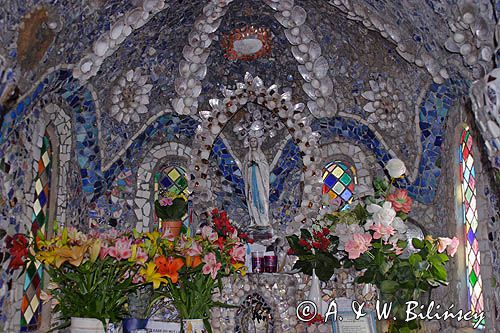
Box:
(21, 133, 52, 331)
(459, 127, 485, 328)
(322, 161, 356, 207)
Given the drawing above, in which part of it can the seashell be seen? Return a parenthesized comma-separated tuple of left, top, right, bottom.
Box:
(298, 43, 308, 53)
(80, 58, 94, 73)
(323, 97, 337, 114)
(126, 8, 143, 28)
(298, 65, 312, 82)
(319, 76, 333, 96)
(203, 19, 221, 34)
(188, 31, 201, 47)
(291, 46, 306, 64)
(307, 101, 320, 116)
(278, 0, 294, 12)
(294, 102, 305, 112)
(308, 42, 321, 61)
(274, 12, 290, 28)
(252, 76, 264, 88)
(453, 32, 466, 44)
(302, 83, 317, 100)
(444, 38, 460, 53)
(363, 102, 376, 113)
(281, 91, 291, 102)
(110, 19, 125, 40)
(143, 0, 159, 12)
(267, 84, 279, 95)
(291, 6, 306, 26)
(179, 60, 190, 77)
(172, 98, 185, 114)
(473, 17, 491, 41)
(459, 43, 472, 56)
(313, 56, 328, 79)
(284, 29, 300, 45)
(123, 25, 132, 36)
(480, 46, 492, 61)
(299, 25, 314, 44)
(191, 84, 202, 98)
(93, 37, 109, 57)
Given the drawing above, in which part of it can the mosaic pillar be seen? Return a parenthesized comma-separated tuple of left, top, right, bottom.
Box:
(21, 133, 52, 331)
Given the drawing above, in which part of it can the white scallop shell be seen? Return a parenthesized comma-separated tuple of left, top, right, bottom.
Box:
(291, 6, 306, 26)
(172, 98, 185, 114)
(302, 83, 317, 100)
(143, 0, 159, 12)
(274, 12, 290, 28)
(93, 37, 109, 57)
(299, 25, 314, 44)
(278, 0, 294, 12)
(298, 65, 312, 82)
(308, 41, 321, 61)
(110, 19, 125, 40)
(319, 76, 333, 96)
(307, 101, 320, 116)
(179, 61, 190, 77)
(313, 56, 329, 79)
(126, 8, 143, 28)
(291, 46, 306, 64)
(284, 29, 301, 45)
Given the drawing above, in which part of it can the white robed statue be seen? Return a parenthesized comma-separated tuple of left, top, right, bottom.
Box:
(243, 136, 270, 228)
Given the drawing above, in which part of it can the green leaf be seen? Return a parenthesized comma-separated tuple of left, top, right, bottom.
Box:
(412, 238, 424, 249)
(380, 280, 399, 294)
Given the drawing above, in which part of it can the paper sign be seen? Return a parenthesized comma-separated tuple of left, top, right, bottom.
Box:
(332, 311, 376, 333)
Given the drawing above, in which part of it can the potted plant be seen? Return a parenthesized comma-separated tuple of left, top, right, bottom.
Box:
(155, 189, 188, 237)
(33, 227, 147, 332)
(139, 209, 247, 333)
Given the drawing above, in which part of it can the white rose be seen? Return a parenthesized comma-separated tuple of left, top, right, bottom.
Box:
(385, 158, 406, 178)
(366, 202, 396, 227)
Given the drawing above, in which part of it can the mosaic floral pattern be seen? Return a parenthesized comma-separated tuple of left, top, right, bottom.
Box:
(459, 126, 485, 328)
(322, 161, 356, 206)
(21, 133, 52, 331)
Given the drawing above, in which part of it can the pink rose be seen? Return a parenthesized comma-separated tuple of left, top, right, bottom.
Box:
(229, 244, 246, 263)
(447, 237, 459, 257)
(345, 233, 372, 259)
(370, 224, 395, 241)
(437, 237, 452, 254)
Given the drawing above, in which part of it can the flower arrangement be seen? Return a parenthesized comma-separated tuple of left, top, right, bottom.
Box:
(4, 226, 150, 329)
(138, 209, 247, 330)
(288, 159, 459, 333)
(154, 189, 187, 220)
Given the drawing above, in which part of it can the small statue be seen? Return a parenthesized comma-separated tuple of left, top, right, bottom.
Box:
(243, 136, 270, 228)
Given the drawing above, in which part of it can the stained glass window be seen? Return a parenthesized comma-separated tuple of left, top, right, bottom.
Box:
(322, 161, 357, 209)
(21, 133, 52, 331)
(154, 165, 190, 226)
(459, 126, 485, 329)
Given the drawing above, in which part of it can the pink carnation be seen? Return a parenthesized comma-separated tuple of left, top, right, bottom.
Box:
(345, 233, 372, 259)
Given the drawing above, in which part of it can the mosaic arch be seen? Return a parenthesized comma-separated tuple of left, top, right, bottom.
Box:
(189, 73, 322, 227)
(134, 142, 192, 232)
(459, 126, 485, 328)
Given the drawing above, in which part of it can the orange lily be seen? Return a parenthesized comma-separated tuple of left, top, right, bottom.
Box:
(185, 255, 202, 268)
(155, 256, 184, 283)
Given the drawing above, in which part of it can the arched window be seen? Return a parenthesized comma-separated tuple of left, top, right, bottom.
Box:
(21, 132, 52, 331)
(322, 161, 357, 210)
(459, 126, 485, 328)
(154, 165, 190, 227)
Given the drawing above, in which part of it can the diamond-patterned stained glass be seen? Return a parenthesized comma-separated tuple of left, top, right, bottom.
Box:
(154, 165, 190, 226)
(322, 161, 357, 209)
(21, 133, 52, 331)
(459, 127, 485, 329)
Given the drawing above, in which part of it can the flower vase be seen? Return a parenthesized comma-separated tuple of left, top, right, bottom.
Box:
(70, 317, 105, 333)
(182, 319, 207, 333)
(307, 269, 322, 315)
(161, 219, 182, 237)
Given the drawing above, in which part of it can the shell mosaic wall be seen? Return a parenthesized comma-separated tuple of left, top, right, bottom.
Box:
(0, 0, 499, 332)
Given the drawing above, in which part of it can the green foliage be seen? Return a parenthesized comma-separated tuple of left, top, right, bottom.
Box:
(154, 197, 187, 220)
(49, 258, 138, 328)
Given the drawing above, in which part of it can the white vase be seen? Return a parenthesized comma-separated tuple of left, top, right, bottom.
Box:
(182, 319, 207, 333)
(70, 317, 105, 333)
(307, 268, 322, 315)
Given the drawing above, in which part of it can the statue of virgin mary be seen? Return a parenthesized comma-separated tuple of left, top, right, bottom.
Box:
(243, 136, 270, 228)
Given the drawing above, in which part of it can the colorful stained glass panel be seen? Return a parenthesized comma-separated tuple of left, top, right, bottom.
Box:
(21, 134, 52, 331)
(154, 165, 190, 226)
(459, 127, 485, 329)
(322, 161, 357, 210)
